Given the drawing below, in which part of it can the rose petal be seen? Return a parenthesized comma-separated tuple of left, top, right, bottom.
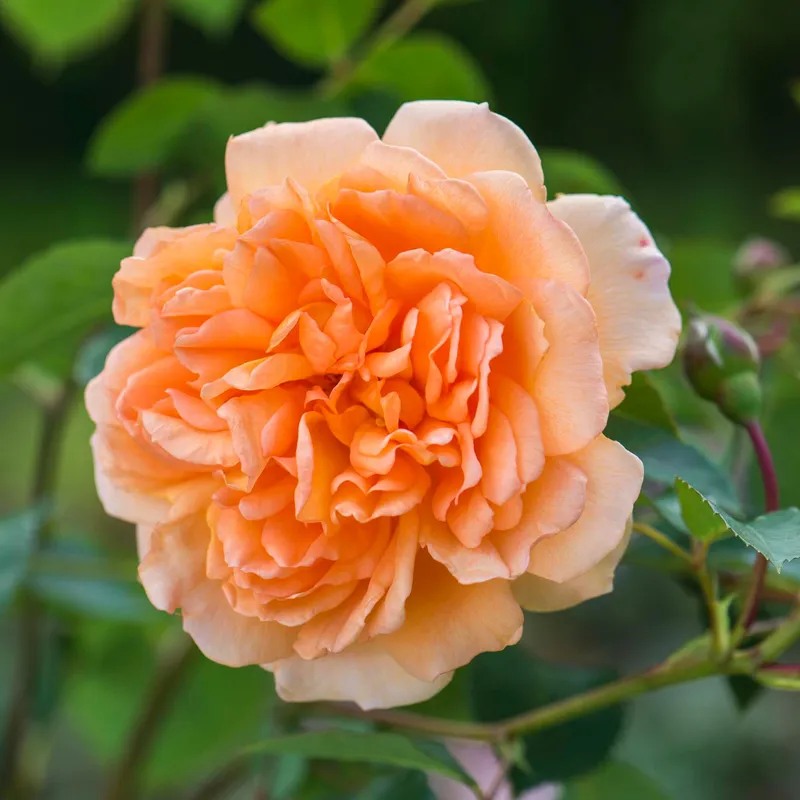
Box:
(527, 436, 642, 582)
(383, 554, 523, 682)
(548, 194, 681, 407)
(269, 641, 452, 710)
(226, 117, 379, 207)
(513, 520, 632, 611)
(383, 100, 546, 199)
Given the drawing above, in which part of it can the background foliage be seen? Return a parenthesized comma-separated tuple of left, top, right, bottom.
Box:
(1, 0, 800, 797)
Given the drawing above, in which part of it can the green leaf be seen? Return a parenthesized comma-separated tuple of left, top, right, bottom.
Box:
(675, 481, 800, 570)
(73, 325, 134, 386)
(470, 648, 625, 785)
(675, 479, 730, 541)
(354, 32, 491, 102)
(246, 732, 474, 787)
(65, 626, 272, 787)
(0, 509, 42, 611)
(0, 0, 135, 65)
(770, 187, 800, 221)
(614, 372, 678, 434)
(0, 240, 129, 376)
(562, 760, 670, 800)
(169, 0, 247, 36)
(605, 414, 741, 514)
(27, 540, 157, 624)
(722, 508, 800, 571)
(88, 77, 222, 177)
(252, 0, 380, 67)
(540, 149, 624, 196)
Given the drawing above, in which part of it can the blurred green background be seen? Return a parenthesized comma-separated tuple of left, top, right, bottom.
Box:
(1, 0, 800, 797)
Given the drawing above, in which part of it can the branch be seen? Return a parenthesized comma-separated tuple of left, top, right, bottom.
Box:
(132, 0, 168, 233)
(0, 378, 77, 798)
(632, 521, 693, 564)
(103, 632, 196, 800)
(325, 656, 749, 743)
(317, 0, 438, 99)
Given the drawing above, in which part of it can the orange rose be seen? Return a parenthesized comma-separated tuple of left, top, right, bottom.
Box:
(87, 101, 680, 709)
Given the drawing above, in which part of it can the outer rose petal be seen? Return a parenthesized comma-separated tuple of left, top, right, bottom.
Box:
(528, 436, 642, 583)
(548, 194, 681, 407)
(213, 192, 236, 226)
(91, 446, 169, 525)
(183, 582, 296, 667)
(513, 521, 632, 612)
(225, 117, 379, 207)
(383, 101, 546, 200)
(269, 641, 452, 710)
(383, 555, 523, 682)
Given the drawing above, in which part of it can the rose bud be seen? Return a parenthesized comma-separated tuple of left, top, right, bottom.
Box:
(734, 237, 791, 294)
(683, 314, 762, 425)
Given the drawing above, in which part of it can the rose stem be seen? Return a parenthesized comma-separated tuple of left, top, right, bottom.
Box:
(103, 631, 196, 800)
(0, 379, 77, 797)
(735, 420, 780, 638)
(132, 0, 168, 234)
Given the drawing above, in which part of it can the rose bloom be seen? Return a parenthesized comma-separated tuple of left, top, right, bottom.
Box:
(87, 101, 680, 709)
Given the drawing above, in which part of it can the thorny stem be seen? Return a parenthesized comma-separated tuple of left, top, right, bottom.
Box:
(317, 0, 438, 99)
(735, 420, 780, 639)
(0, 379, 77, 798)
(103, 632, 197, 800)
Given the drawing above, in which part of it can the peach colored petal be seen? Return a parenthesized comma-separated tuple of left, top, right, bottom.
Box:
(488, 375, 545, 485)
(91, 439, 170, 526)
(513, 520, 632, 611)
(225, 117, 379, 207)
(222, 354, 315, 392)
(492, 457, 588, 577)
(383, 100, 546, 199)
(408, 174, 489, 234)
(140, 410, 237, 467)
(139, 513, 208, 613)
(213, 192, 236, 227)
(114, 225, 236, 327)
(357, 140, 446, 186)
(421, 508, 510, 584)
(476, 406, 522, 506)
(548, 194, 681, 407)
(383, 555, 523, 682)
(332, 188, 469, 262)
(295, 412, 350, 523)
(184, 581, 297, 666)
(223, 244, 306, 322)
(528, 436, 642, 583)
(530, 279, 608, 455)
(385, 249, 522, 322)
(468, 170, 589, 297)
(269, 641, 452, 710)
